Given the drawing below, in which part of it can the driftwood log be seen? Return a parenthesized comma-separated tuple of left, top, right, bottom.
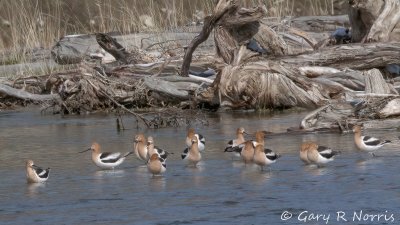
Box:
(47, 14, 351, 69)
(0, 83, 60, 102)
(279, 15, 350, 32)
(95, 33, 152, 65)
(277, 42, 400, 70)
(299, 95, 400, 132)
(299, 67, 400, 132)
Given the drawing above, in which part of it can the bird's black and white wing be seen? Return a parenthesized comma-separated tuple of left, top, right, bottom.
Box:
(317, 145, 339, 159)
(181, 147, 189, 159)
(99, 152, 121, 163)
(197, 134, 205, 145)
(155, 146, 170, 161)
(33, 166, 50, 179)
(362, 136, 383, 146)
(264, 148, 280, 161)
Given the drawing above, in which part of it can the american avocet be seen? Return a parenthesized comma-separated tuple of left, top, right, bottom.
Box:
(182, 136, 202, 167)
(147, 136, 171, 161)
(237, 130, 265, 165)
(253, 143, 281, 171)
(353, 125, 391, 156)
(252, 131, 280, 170)
(224, 127, 247, 158)
(240, 141, 257, 165)
(26, 160, 50, 183)
(233, 131, 264, 165)
(223, 140, 256, 164)
(134, 134, 148, 161)
(186, 128, 205, 152)
(80, 142, 132, 169)
(147, 153, 166, 176)
(300, 142, 314, 164)
(306, 142, 340, 166)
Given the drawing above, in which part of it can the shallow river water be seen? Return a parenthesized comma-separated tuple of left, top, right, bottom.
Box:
(1, 109, 400, 225)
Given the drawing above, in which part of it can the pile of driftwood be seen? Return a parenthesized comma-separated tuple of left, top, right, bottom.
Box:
(185, 0, 400, 131)
(0, 60, 211, 127)
(185, 0, 399, 108)
(0, 0, 400, 130)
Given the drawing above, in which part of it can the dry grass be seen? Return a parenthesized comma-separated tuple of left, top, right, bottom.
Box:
(0, 0, 344, 65)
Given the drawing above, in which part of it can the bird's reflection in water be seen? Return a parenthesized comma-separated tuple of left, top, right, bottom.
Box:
(149, 175, 166, 191)
(26, 182, 46, 198)
(134, 165, 149, 177)
(185, 166, 204, 173)
(303, 164, 330, 176)
(356, 156, 383, 170)
(240, 165, 273, 185)
(231, 160, 245, 168)
(94, 169, 125, 179)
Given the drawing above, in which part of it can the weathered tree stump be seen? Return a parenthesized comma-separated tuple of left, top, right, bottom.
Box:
(181, 0, 287, 77)
(349, 0, 400, 42)
(180, 0, 238, 77)
(364, 69, 397, 95)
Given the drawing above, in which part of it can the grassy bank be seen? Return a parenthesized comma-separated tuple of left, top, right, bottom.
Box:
(0, 0, 346, 51)
(0, 0, 347, 75)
